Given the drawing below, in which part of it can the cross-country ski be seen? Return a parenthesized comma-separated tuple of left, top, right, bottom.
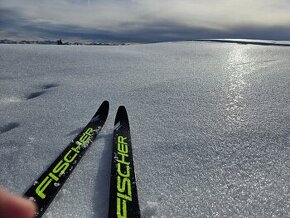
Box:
(108, 106, 140, 218)
(23, 100, 109, 217)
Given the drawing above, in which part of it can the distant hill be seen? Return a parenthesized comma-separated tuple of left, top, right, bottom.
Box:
(195, 39, 290, 47)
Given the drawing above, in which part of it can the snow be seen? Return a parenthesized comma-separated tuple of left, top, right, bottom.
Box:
(1, 41, 290, 217)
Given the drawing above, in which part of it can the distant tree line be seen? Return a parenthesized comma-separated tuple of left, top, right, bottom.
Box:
(0, 39, 129, 46)
(56, 39, 63, 45)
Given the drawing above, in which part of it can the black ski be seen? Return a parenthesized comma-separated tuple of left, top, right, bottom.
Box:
(109, 106, 140, 218)
(24, 100, 109, 217)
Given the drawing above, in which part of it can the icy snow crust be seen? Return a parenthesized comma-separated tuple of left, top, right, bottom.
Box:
(1, 42, 290, 217)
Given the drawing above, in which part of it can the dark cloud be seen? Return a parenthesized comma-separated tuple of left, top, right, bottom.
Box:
(1, 6, 290, 42)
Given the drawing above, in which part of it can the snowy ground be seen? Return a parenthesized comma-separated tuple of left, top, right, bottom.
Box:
(1, 41, 290, 217)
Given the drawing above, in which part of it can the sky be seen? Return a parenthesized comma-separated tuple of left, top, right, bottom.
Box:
(1, 0, 290, 43)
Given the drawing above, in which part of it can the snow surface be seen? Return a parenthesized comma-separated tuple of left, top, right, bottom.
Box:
(1, 41, 290, 217)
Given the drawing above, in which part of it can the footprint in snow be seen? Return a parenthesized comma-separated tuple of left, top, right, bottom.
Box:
(0, 122, 20, 134)
(26, 91, 46, 100)
(41, 83, 59, 90)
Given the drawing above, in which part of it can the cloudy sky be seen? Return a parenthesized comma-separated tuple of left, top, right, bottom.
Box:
(1, 0, 290, 42)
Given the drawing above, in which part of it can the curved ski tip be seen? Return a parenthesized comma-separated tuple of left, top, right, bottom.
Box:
(97, 100, 109, 116)
(117, 105, 127, 115)
(114, 105, 129, 124)
(101, 100, 109, 106)
(100, 100, 109, 109)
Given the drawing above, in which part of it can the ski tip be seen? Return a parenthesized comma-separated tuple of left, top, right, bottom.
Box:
(99, 100, 109, 110)
(114, 105, 129, 125)
(96, 100, 109, 118)
(118, 105, 126, 113)
(101, 100, 109, 107)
